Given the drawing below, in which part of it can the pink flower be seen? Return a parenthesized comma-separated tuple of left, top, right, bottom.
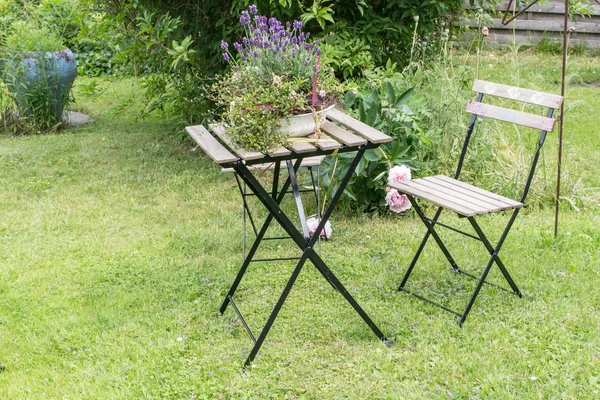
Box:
(388, 165, 411, 185)
(306, 217, 332, 239)
(386, 189, 411, 213)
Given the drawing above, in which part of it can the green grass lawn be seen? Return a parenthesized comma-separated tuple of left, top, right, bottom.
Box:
(0, 51, 599, 399)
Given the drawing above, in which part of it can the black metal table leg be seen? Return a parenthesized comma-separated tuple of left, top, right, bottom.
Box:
(234, 148, 391, 367)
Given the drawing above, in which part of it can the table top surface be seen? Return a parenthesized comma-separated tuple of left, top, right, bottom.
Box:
(186, 108, 392, 168)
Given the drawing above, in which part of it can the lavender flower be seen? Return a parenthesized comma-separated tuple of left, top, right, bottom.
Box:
(233, 42, 242, 52)
(249, 4, 258, 15)
(305, 43, 312, 51)
(223, 53, 230, 61)
(315, 48, 322, 56)
(240, 11, 251, 25)
(220, 41, 229, 50)
(293, 20, 302, 29)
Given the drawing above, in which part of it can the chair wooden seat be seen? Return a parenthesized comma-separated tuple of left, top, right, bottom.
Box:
(390, 175, 523, 217)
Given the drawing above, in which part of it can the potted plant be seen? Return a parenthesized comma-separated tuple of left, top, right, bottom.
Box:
(1, 21, 78, 131)
(215, 5, 342, 152)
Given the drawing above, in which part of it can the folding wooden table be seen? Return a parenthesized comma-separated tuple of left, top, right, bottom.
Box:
(186, 109, 393, 367)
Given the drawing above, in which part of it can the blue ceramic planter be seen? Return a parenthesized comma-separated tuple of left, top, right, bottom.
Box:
(5, 48, 78, 123)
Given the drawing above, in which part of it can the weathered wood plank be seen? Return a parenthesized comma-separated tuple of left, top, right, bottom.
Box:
(308, 132, 342, 151)
(209, 123, 264, 161)
(434, 175, 523, 207)
(411, 179, 507, 213)
(326, 109, 392, 144)
(472, 80, 563, 108)
(466, 100, 557, 131)
(185, 125, 238, 164)
(390, 181, 481, 216)
(267, 146, 292, 158)
(321, 121, 367, 146)
(287, 138, 317, 154)
(469, 1, 600, 16)
(424, 176, 518, 208)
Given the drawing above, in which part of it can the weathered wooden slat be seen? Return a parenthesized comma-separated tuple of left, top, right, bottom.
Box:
(411, 179, 507, 213)
(209, 123, 264, 161)
(287, 138, 317, 154)
(267, 146, 292, 158)
(434, 175, 523, 207)
(308, 132, 342, 151)
(185, 125, 238, 164)
(472, 80, 563, 109)
(321, 121, 367, 146)
(221, 156, 325, 173)
(326, 108, 392, 144)
(466, 101, 557, 131)
(483, 19, 600, 35)
(424, 176, 517, 208)
(390, 181, 481, 216)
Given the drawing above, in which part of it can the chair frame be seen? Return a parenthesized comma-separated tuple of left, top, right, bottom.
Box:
(394, 80, 563, 326)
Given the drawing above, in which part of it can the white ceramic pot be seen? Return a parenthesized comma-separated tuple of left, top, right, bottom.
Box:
(279, 104, 336, 138)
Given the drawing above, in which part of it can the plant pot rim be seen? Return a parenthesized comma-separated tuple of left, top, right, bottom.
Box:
(291, 103, 336, 119)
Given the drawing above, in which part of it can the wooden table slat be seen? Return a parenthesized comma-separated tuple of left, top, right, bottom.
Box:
(288, 139, 317, 154)
(326, 109, 392, 144)
(321, 121, 367, 146)
(308, 132, 342, 151)
(221, 156, 325, 173)
(185, 125, 238, 164)
(267, 146, 292, 157)
(209, 123, 265, 161)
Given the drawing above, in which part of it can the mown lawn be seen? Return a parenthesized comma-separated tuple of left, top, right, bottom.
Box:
(0, 51, 599, 399)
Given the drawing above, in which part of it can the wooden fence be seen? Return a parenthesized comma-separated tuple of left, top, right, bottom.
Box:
(466, 0, 600, 48)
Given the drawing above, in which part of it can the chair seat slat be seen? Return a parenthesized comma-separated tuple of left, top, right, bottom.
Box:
(411, 179, 507, 213)
(423, 176, 518, 209)
(326, 109, 392, 144)
(288, 139, 317, 153)
(434, 176, 523, 207)
(186, 125, 238, 164)
(472, 80, 563, 109)
(466, 101, 557, 131)
(390, 181, 481, 217)
(267, 146, 292, 157)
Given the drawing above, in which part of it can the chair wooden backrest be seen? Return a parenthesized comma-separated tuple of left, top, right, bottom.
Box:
(455, 80, 564, 204)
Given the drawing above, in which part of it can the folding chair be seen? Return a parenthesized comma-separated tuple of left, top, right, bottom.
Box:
(389, 80, 563, 326)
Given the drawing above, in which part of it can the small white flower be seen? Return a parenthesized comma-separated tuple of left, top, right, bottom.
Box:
(177, 337, 184, 342)
(530, 376, 537, 381)
(481, 27, 489, 36)
(272, 74, 282, 86)
(530, 93, 545, 105)
(484, 82, 497, 94)
(319, 89, 326, 98)
(507, 87, 521, 99)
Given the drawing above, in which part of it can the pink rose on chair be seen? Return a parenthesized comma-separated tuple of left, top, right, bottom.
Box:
(386, 189, 411, 213)
(388, 165, 411, 185)
(307, 217, 332, 239)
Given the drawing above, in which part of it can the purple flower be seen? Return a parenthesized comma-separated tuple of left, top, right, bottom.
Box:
(315, 48, 322, 56)
(249, 4, 258, 15)
(286, 21, 291, 29)
(242, 37, 249, 45)
(241, 55, 247, 61)
(253, 50, 258, 57)
(259, 22, 268, 31)
(299, 32, 305, 42)
(240, 11, 251, 25)
(293, 20, 303, 29)
(220, 41, 228, 50)
(268, 17, 278, 26)
(233, 42, 242, 52)
(305, 43, 312, 51)
(222, 52, 230, 61)
(291, 36, 298, 45)
(304, 58, 310, 66)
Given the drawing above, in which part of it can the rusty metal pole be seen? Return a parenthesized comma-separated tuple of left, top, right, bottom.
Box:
(554, 0, 569, 237)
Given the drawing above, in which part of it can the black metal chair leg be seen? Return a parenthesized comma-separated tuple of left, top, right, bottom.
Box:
(399, 206, 445, 289)
(468, 216, 522, 297)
